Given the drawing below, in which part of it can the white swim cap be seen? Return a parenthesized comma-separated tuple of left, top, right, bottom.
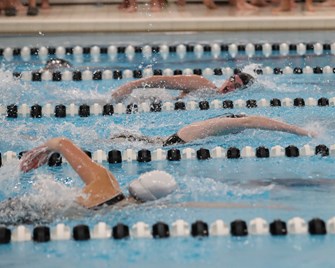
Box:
(128, 170, 177, 202)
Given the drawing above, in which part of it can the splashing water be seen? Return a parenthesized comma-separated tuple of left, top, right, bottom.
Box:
(305, 121, 328, 143)
(242, 63, 261, 77)
(41, 84, 110, 105)
(119, 87, 177, 104)
(107, 123, 165, 149)
(0, 68, 110, 105)
(0, 69, 30, 104)
(241, 63, 322, 94)
(0, 159, 21, 198)
(0, 172, 82, 225)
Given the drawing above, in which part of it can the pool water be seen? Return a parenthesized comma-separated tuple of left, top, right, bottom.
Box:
(0, 32, 335, 267)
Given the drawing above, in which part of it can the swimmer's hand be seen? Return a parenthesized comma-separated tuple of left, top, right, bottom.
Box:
(308, 130, 319, 138)
(20, 145, 50, 173)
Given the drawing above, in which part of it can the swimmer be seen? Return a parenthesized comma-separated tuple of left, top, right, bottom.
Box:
(17, 114, 315, 209)
(4, 114, 314, 224)
(111, 70, 254, 103)
(19, 137, 178, 209)
(111, 114, 317, 146)
(43, 58, 72, 70)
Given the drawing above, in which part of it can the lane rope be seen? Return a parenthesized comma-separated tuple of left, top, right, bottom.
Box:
(9, 65, 335, 82)
(0, 217, 333, 243)
(0, 144, 333, 166)
(1, 42, 335, 62)
(0, 97, 333, 118)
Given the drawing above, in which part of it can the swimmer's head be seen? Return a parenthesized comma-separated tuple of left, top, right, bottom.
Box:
(44, 58, 72, 70)
(128, 170, 177, 202)
(218, 71, 255, 93)
(237, 72, 255, 87)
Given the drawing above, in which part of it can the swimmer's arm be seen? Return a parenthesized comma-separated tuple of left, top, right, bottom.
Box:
(20, 137, 122, 208)
(178, 115, 317, 142)
(44, 138, 123, 208)
(111, 75, 217, 102)
(239, 116, 317, 137)
(42, 138, 110, 185)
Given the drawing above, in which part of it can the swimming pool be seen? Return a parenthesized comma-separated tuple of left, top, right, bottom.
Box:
(1, 32, 335, 267)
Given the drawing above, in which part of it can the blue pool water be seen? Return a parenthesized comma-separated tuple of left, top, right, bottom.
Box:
(1, 32, 335, 267)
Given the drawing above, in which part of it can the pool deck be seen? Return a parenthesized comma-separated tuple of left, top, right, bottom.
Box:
(0, 2, 335, 33)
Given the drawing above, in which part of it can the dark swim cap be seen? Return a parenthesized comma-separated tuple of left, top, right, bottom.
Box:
(236, 72, 255, 87)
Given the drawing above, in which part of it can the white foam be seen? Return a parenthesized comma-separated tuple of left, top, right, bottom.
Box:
(0, 68, 30, 104)
(108, 124, 164, 150)
(241, 63, 261, 78)
(0, 68, 109, 104)
(117, 88, 176, 104)
(304, 121, 327, 141)
(0, 171, 82, 225)
(0, 160, 21, 198)
(46, 84, 109, 105)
